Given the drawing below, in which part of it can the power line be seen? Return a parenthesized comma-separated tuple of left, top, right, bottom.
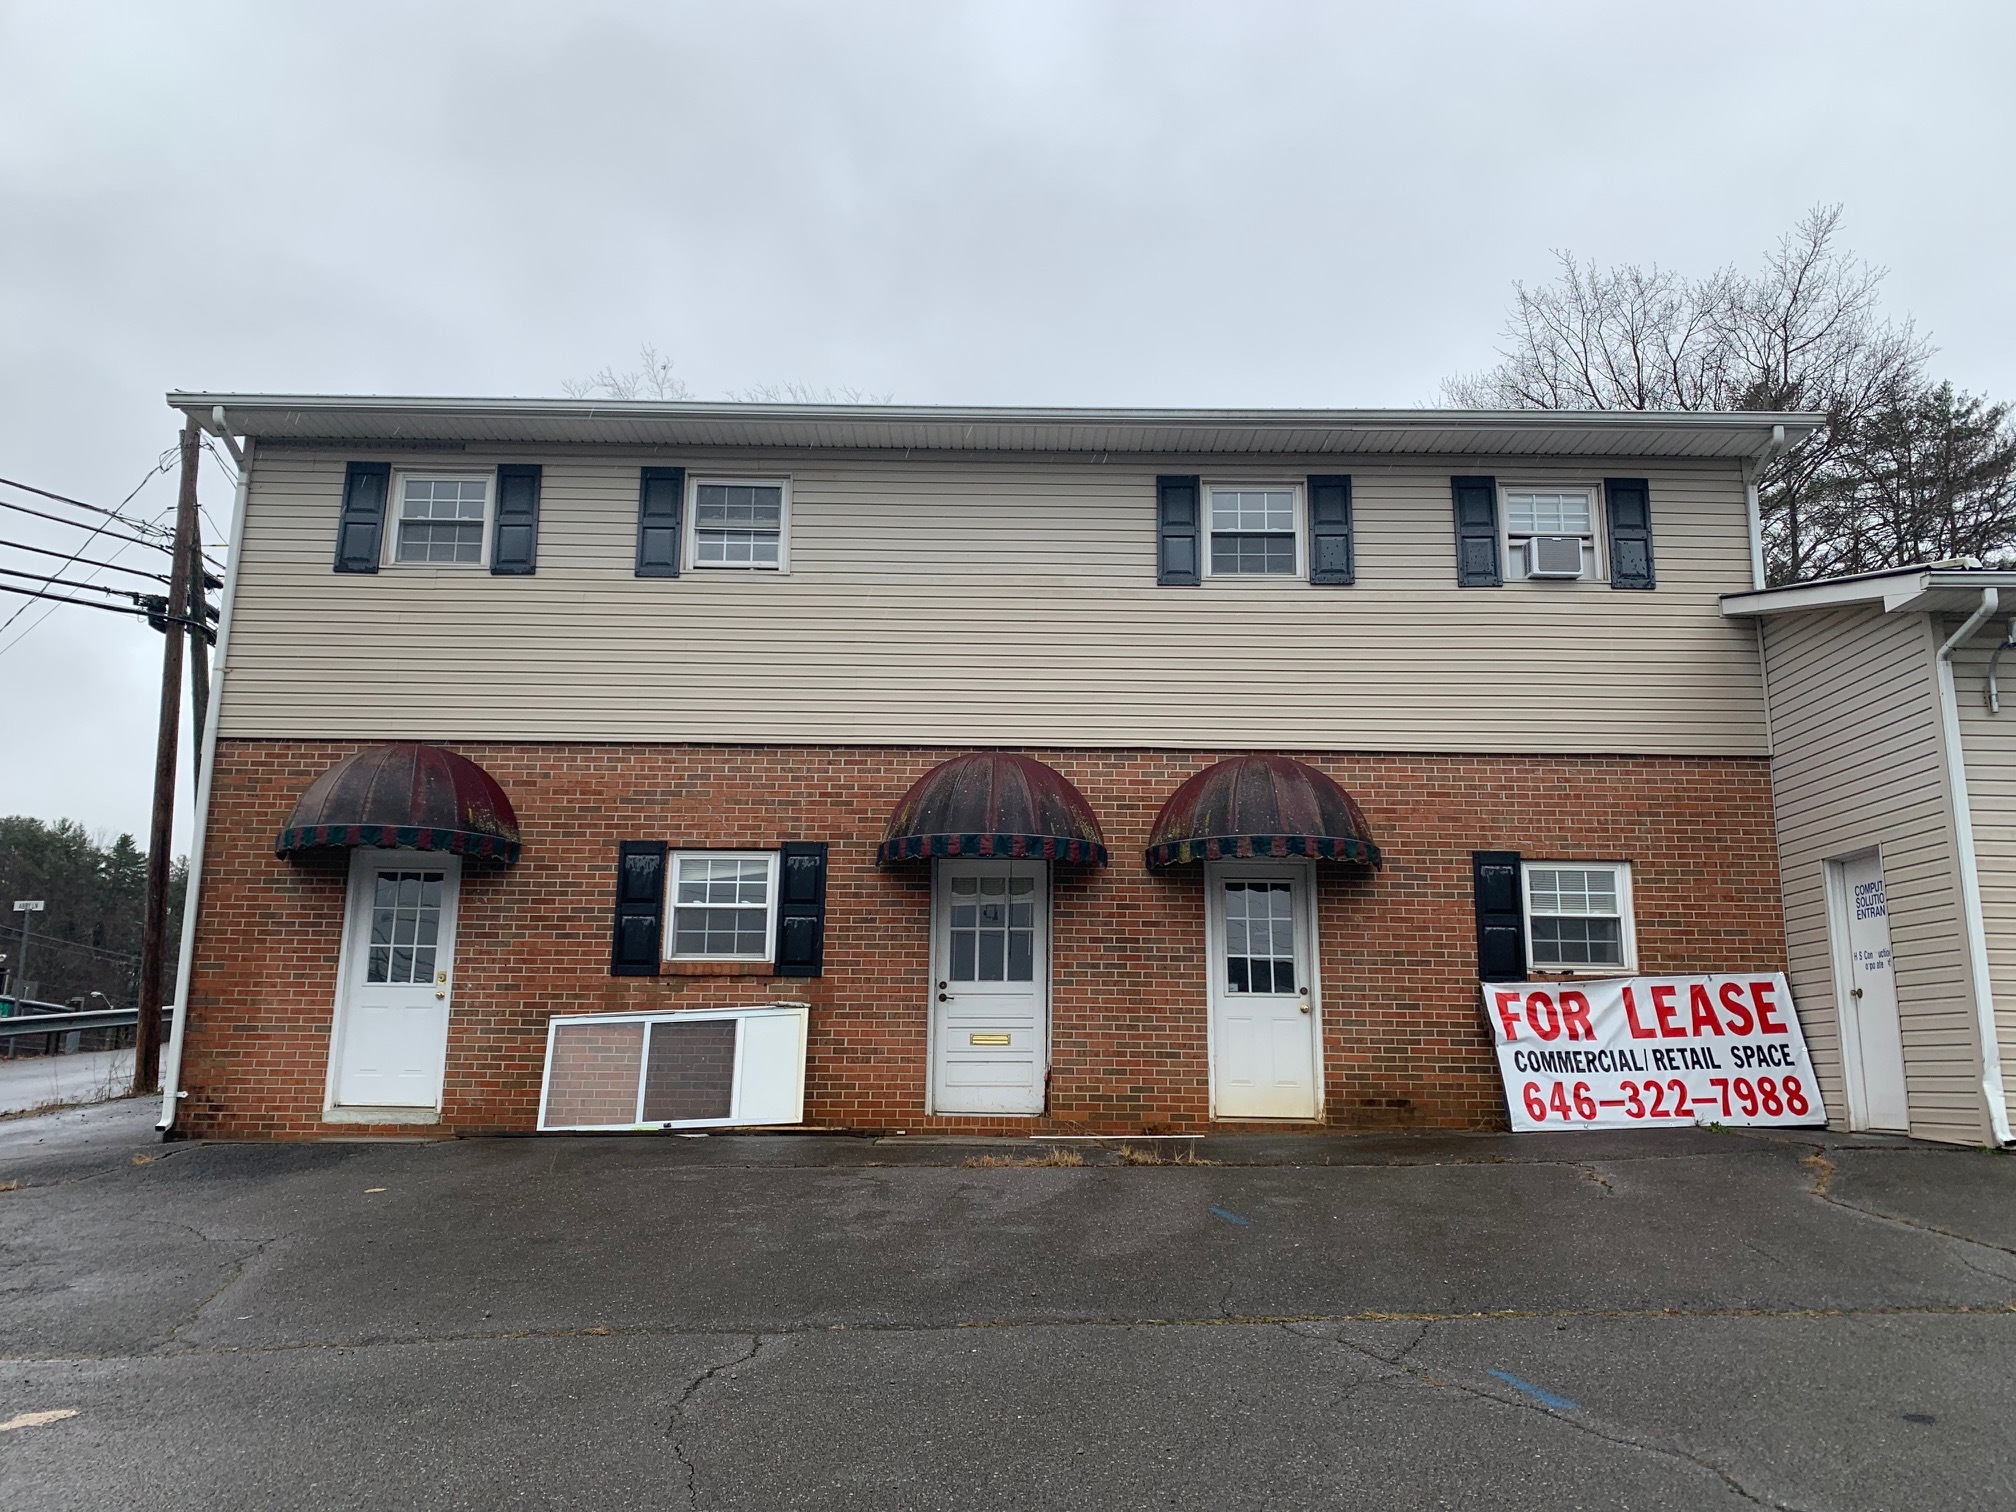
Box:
(0, 537, 174, 584)
(0, 455, 218, 655)
(0, 495, 176, 554)
(0, 565, 142, 595)
(0, 473, 176, 539)
(0, 581, 213, 635)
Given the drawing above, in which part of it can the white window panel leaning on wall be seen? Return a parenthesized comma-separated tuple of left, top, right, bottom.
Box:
(538, 1006, 808, 1131)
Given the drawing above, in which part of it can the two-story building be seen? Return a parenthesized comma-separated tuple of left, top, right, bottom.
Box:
(155, 397, 1823, 1140)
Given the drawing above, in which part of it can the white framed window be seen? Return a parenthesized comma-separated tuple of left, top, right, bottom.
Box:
(1205, 483, 1302, 577)
(1502, 485, 1603, 582)
(1523, 861, 1636, 972)
(667, 851, 781, 961)
(388, 472, 492, 566)
(688, 477, 789, 571)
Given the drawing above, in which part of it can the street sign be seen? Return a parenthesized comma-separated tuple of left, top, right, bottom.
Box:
(12, 901, 45, 912)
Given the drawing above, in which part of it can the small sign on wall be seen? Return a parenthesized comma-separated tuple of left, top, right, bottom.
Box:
(1484, 974, 1824, 1131)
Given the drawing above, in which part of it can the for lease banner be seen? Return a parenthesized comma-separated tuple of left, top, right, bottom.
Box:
(1484, 973, 1824, 1131)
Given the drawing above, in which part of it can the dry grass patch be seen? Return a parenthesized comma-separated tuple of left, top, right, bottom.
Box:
(1115, 1143, 1220, 1166)
(963, 1147, 1086, 1169)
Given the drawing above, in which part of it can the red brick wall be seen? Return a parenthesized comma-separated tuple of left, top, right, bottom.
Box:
(175, 742, 1785, 1139)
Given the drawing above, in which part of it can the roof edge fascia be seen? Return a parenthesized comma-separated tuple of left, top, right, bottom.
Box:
(169, 392, 1828, 442)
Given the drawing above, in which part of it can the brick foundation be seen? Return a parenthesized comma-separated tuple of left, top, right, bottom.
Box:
(174, 742, 1786, 1139)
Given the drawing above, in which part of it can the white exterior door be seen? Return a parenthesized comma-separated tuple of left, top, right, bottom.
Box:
(331, 850, 460, 1110)
(1833, 853, 1908, 1132)
(931, 860, 1047, 1115)
(1208, 865, 1320, 1120)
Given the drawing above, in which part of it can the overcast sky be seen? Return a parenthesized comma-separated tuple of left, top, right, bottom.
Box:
(2, 0, 2012, 842)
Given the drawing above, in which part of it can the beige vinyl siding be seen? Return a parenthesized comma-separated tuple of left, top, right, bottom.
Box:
(1951, 636, 2016, 1129)
(1762, 606, 1990, 1144)
(217, 448, 1766, 753)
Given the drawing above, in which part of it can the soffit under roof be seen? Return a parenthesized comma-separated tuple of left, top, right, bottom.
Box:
(169, 394, 1824, 460)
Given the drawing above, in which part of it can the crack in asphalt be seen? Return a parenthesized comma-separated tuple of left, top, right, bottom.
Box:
(664, 1333, 770, 1512)
(1299, 1321, 1818, 1511)
(6, 1299, 2013, 1365)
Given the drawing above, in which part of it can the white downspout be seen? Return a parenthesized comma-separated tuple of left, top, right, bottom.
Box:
(156, 423, 252, 1134)
(1934, 587, 2014, 1145)
(1744, 423, 1786, 591)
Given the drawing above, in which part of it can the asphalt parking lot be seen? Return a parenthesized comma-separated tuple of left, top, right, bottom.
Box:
(2, 1102, 2013, 1511)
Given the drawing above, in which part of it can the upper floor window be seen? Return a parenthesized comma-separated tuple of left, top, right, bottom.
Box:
(690, 478, 788, 570)
(1524, 861, 1635, 972)
(391, 474, 491, 565)
(1504, 486, 1602, 582)
(1207, 485, 1300, 576)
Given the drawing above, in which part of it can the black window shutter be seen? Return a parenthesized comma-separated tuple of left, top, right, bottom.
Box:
(611, 841, 667, 976)
(491, 464, 542, 575)
(1604, 477, 1656, 590)
(1307, 474, 1354, 585)
(1473, 850, 1526, 983)
(636, 467, 685, 578)
(773, 841, 829, 978)
(1157, 475, 1202, 586)
(1451, 476, 1501, 588)
(333, 461, 390, 573)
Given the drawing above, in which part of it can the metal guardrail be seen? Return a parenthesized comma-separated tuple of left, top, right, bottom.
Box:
(0, 1007, 144, 1040)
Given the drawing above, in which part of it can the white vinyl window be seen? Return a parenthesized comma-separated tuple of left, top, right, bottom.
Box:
(1503, 486, 1601, 581)
(390, 474, 492, 565)
(1207, 485, 1300, 576)
(667, 851, 780, 961)
(689, 478, 788, 570)
(1524, 862, 1636, 972)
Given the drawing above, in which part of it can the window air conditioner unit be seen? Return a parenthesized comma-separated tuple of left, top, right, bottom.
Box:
(1527, 535, 1586, 578)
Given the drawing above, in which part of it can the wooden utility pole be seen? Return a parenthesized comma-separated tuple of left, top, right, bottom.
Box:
(186, 534, 211, 749)
(135, 419, 199, 1094)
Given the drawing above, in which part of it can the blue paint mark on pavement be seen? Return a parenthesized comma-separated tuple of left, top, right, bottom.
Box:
(1486, 1369, 1579, 1411)
(1209, 1206, 1249, 1226)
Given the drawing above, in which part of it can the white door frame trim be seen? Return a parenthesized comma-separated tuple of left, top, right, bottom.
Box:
(1203, 858, 1322, 1122)
(323, 847, 462, 1116)
(925, 856, 1052, 1117)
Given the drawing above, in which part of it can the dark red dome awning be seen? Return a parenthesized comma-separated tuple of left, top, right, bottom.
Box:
(1146, 756, 1381, 869)
(879, 752, 1108, 865)
(276, 743, 521, 866)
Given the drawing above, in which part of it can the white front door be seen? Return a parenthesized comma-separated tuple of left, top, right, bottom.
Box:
(1208, 865, 1320, 1120)
(1833, 852, 1908, 1132)
(931, 860, 1047, 1115)
(331, 850, 460, 1109)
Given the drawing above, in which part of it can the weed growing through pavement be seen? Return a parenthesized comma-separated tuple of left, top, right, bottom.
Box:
(963, 1148, 1086, 1169)
(1116, 1144, 1221, 1166)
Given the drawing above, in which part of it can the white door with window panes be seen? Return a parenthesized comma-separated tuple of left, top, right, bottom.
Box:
(1207, 866, 1319, 1120)
(931, 860, 1047, 1115)
(330, 850, 460, 1109)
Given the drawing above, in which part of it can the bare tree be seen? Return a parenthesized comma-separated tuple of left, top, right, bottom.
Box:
(561, 346, 893, 407)
(561, 343, 692, 401)
(1443, 207, 1960, 583)
(725, 381, 895, 405)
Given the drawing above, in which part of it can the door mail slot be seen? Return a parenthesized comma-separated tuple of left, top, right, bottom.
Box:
(968, 1032, 1012, 1046)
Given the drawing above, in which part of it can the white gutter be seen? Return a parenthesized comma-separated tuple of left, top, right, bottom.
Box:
(1933, 587, 2014, 1145)
(1743, 423, 1787, 590)
(157, 431, 252, 1134)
